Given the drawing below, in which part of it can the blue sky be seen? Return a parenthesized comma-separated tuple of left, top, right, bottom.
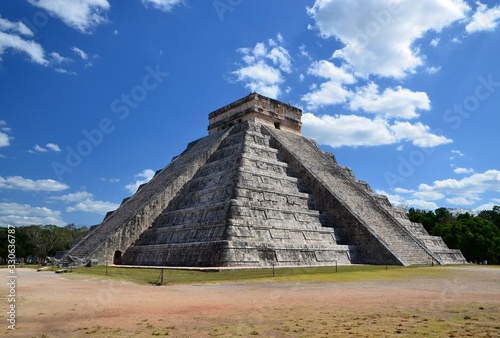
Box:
(0, 0, 499, 227)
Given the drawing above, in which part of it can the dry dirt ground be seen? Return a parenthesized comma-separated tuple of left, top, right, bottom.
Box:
(1, 266, 499, 337)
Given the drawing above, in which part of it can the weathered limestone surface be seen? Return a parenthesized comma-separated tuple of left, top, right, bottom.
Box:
(64, 93, 465, 267)
(64, 128, 232, 264)
(208, 93, 302, 135)
(263, 126, 464, 265)
(122, 121, 357, 267)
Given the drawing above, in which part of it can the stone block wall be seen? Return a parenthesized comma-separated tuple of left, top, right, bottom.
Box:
(122, 121, 358, 267)
(64, 128, 232, 265)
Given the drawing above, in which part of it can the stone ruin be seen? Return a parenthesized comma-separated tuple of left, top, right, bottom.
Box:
(63, 93, 465, 267)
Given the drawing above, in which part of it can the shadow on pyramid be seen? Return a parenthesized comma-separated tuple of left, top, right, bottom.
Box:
(63, 93, 465, 267)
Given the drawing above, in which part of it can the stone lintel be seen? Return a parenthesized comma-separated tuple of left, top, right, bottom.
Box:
(208, 93, 302, 135)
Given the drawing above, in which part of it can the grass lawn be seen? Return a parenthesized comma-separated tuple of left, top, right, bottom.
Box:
(21, 263, 465, 285)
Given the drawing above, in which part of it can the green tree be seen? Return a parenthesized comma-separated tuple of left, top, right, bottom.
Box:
(0, 224, 88, 263)
(433, 213, 500, 264)
(478, 205, 500, 228)
(408, 208, 437, 234)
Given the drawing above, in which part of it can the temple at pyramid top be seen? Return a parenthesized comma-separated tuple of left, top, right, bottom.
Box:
(208, 93, 302, 135)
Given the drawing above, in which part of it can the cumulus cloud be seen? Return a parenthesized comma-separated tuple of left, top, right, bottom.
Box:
(50, 51, 71, 64)
(418, 170, 500, 196)
(466, 2, 500, 33)
(0, 17, 33, 36)
(302, 113, 451, 148)
(403, 199, 439, 210)
(27, 0, 110, 33)
(390, 121, 452, 147)
(307, 0, 469, 78)
(141, 0, 183, 12)
(301, 60, 355, 110)
(0, 202, 65, 226)
(301, 81, 352, 110)
(29, 143, 61, 153)
(0, 132, 9, 147)
(51, 191, 93, 202)
(71, 46, 88, 60)
(52, 191, 119, 214)
(349, 83, 430, 119)
(0, 120, 11, 147)
(0, 16, 48, 66)
(454, 167, 474, 174)
(0, 175, 69, 191)
(125, 169, 156, 194)
(390, 169, 500, 210)
(232, 35, 292, 98)
(446, 196, 479, 205)
(66, 199, 119, 214)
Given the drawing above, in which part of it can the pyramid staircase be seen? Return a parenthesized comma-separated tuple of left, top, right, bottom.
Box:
(122, 121, 358, 266)
(263, 126, 464, 265)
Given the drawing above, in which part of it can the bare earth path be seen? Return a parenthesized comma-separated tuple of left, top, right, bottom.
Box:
(1, 266, 499, 337)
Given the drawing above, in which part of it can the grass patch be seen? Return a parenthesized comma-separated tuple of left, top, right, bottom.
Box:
(29, 264, 458, 285)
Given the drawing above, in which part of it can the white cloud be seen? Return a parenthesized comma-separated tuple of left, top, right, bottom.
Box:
(404, 199, 439, 210)
(450, 149, 465, 160)
(446, 196, 479, 205)
(50, 51, 71, 64)
(466, 2, 500, 33)
(71, 46, 88, 60)
(55, 67, 77, 75)
(390, 121, 452, 147)
(27, 0, 110, 33)
(46, 143, 61, 152)
(308, 60, 355, 84)
(29, 143, 61, 153)
(301, 63, 431, 122)
(67, 199, 118, 214)
(52, 191, 119, 215)
(301, 81, 352, 110)
(232, 35, 292, 98)
(0, 202, 65, 227)
(425, 66, 441, 74)
(51, 191, 93, 203)
(413, 190, 445, 201)
(125, 169, 155, 194)
(302, 113, 393, 147)
(302, 113, 451, 148)
(101, 177, 120, 183)
(474, 202, 498, 213)
(349, 82, 430, 119)
(375, 189, 403, 205)
(0, 175, 69, 191)
(141, 0, 183, 12)
(418, 170, 500, 196)
(390, 170, 500, 210)
(307, 0, 469, 78)
(454, 167, 474, 174)
(0, 19, 48, 65)
(394, 187, 414, 194)
(430, 38, 440, 47)
(33, 144, 48, 153)
(0, 17, 33, 36)
(0, 133, 8, 147)
(299, 44, 311, 59)
(301, 60, 355, 110)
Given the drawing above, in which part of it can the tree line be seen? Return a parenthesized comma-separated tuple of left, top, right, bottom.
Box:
(0, 224, 88, 264)
(408, 206, 500, 264)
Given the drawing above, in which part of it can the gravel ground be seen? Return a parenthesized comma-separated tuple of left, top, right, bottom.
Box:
(1, 266, 499, 337)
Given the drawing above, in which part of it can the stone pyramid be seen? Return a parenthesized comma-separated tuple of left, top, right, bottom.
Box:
(65, 93, 465, 267)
